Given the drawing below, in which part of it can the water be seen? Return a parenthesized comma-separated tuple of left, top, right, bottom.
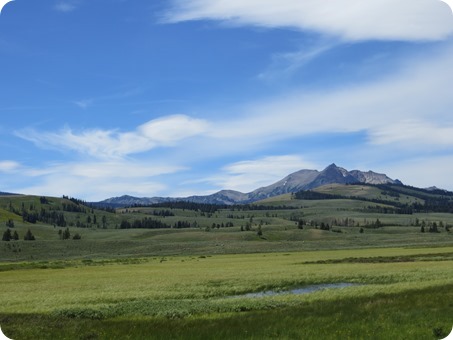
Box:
(234, 282, 358, 298)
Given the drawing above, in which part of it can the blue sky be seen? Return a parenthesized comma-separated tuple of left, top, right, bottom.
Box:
(1, 0, 453, 200)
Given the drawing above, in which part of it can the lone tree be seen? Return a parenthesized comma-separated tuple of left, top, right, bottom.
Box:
(297, 220, 304, 229)
(257, 225, 263, 237)
(62, 227, 71, 240)
(12, 230, 19, 240)
(2, 229, 12, 241)
(24, 229, 35, 241)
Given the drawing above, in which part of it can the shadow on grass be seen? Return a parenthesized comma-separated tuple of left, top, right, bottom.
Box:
(2, 283, 453, 339)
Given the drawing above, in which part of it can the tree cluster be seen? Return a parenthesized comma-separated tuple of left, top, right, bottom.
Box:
(2, 220, 36, 240)
(2, 229, 19, 241)
(229, 204, 298, 211)
(211, 222, 234, 229)
(147, 201, 224, 213)
(119, 217, 187, 229)
(150, 209, 175, 217)
(58, 228, 81, 240)
(61, 203, 86, 213)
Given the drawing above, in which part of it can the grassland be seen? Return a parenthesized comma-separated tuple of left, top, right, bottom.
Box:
(1, 247, 453, 339)
(1, 186, 453, 339)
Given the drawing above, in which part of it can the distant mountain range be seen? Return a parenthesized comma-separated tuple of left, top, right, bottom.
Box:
(96, 164, 402, 207)
(0, 191, 19, 196)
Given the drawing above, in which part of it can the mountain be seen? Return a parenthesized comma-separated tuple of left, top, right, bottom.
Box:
(242, 164, 400, 202)
(0, 191, 19, 196)
(97, 195, 178, 208)
(95, 164, 402, 207)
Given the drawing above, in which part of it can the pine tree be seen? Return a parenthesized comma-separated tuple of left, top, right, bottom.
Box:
(12, 230, 19, 240)
(62, 227, 71, 240)
(24, 229, 35, 241)
(2, 229, 12, 241)
(257, 225, 263, 237)
(298, 220, 304, 229)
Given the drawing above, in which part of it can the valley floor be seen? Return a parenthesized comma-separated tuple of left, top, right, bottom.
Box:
(1, 246, 453, 339)
(1, 191, 453, 338)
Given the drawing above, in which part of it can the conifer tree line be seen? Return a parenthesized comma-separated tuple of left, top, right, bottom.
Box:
(119, 217, 195, 229)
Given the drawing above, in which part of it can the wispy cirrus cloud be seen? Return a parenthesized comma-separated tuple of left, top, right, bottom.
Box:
(208, 44, 453, 150)
(73, 99, 93, 109)
(369, 120, 453, 148)
(163, 0, 453, 41)
(54, 1, 78, 13)
(72, 87, 145, 110)
(258, 40, 338, 82)
(0, 160, 21, 173)
(16, 115, 209, 159)
(9, 160, 185, 201)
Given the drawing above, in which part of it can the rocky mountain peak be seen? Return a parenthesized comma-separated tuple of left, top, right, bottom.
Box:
(96, 164, 402, 207)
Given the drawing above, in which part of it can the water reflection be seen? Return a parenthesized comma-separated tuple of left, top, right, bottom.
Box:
(234, 282, 358, 298)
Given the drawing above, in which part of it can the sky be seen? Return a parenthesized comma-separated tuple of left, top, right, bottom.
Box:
(1, 0, 453, 201)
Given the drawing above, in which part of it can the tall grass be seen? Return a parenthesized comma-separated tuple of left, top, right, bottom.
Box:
(1, 247, 452, 315)
(2, 283, 452, 339)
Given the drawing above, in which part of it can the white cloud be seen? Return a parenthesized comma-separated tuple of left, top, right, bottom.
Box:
(72, 87, 145, 110)
(201, 155, 318, 192)
(12, 160, 184, 201)
(369, 120, 453, 148)
(16, 115, 209, 159)
(17, 176, 167, 202)
(73, 99, 93, 109)
(225, 155, 316, 177)
(67, 162, 185, 179)
(258, 40, 338, 82)
(0, 160, 21, 173)
(208, 45, 453, 151)
(164, 0, 453, 41)
(11, 44, 453, 197)
(54, 2, 77, 13)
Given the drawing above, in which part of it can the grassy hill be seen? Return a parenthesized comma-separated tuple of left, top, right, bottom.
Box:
(0, 184, 452, 262)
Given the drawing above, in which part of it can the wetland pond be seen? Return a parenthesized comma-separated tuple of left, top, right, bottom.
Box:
(233, 282, 359, 298)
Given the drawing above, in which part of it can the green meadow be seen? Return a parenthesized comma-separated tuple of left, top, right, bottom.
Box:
(1, 185, 453, 339)
(1, 247, 453, 339)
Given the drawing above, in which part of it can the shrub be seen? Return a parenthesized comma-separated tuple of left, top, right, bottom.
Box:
(53, 308, 107, 320)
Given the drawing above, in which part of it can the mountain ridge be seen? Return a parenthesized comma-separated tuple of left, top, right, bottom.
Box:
(96, 164, 402, 207)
